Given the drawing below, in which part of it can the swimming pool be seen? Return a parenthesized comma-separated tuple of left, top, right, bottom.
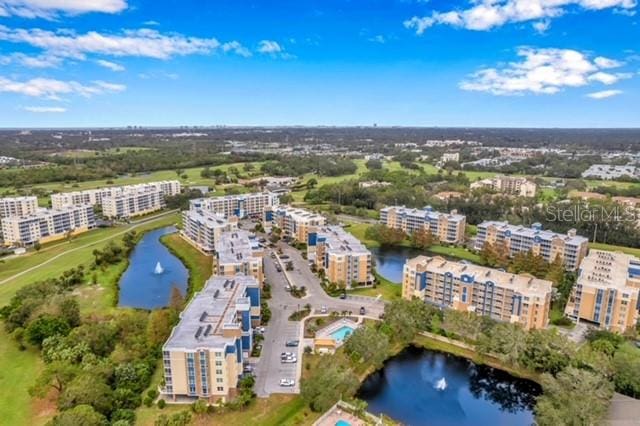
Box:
(330, 325, 354, 342)
(335, 420, 351, 426)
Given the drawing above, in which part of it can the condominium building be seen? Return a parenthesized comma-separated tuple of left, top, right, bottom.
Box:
(474, 221, 589, 271)
(51, 180, 181, 209)
(0, 196, 38, 218)
(470, 175, 537, 197)
(214, 230, 264, 285)
(101, 188, 165, 219)
(307, 226, 373, 287)
(564, 250, 640, 333)
(161, 275, 261, 402)
(264, 205, 326, 243)
(379, 205, 466, 244)
(1, 205, 95, 246)
(403, 255, 552, 330)
(581, 164, 639, 180)
(182, 209, 238, 253)
(189, 192, 280, 219)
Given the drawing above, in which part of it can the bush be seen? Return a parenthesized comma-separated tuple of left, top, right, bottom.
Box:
(147, 389, 159, 400)
(157, 399, 166, 409)
(143, 396, 153, 407)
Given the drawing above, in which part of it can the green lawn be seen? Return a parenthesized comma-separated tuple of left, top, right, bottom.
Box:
(347, 271, 401, 301)
(589, 242, 640, 258)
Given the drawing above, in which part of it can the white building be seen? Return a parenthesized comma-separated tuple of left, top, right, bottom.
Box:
(581, 165, 639, 180)
(190, 192, 280, 219)
(182, 209, 238, 253)
(101, 188, 165, 219)
(1, 205, 95, 246)
(0, 196, 39, 218)
(470, 175, 537, 197)
(379, 205, 466, 244)
(51, 180, 181, 209)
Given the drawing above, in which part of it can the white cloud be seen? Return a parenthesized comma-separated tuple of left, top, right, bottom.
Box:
(532, 19, 551, 33)
(258, 40, 283, 54)
(459, 47, 630, 95)
(0, 52, 62, 68)
(405, 0, 637, 34)
(0, 76, 125, 99)
(368, 35, 386, 43)
(594, 56, 624, 68)
(0, 0, 126, 19)
(0, 26, 250, 60)
(222, 41, 251, 58)
(587, 89, 623, 98)
(22, 105, 66, 112)
(95, 59, 124, 71)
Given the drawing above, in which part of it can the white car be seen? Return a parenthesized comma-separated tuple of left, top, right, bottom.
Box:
(279, 378, 295, 387)
(281, 355, 297, 363)
(320, 305, 327, 314)
(255, 326, 266, 334)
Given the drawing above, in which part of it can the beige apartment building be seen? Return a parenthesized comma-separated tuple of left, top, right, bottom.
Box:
(264, 205, 326, 243)
(190, 192, 280, 219)
(101, 188, 165, 218)
(470, 175, 537, 197)
(565, 250, 640, 333)
(214, 230, 264, 285)
(161, 275, 261, 403)
(379, 205, 466, 244)
(51, 180, 181, 209)
(403, 255, 552, 330)
(181, 209, 238, 253)
(308, 226, 373, 287)
(0, 196, 38, 218)
(475, 221, 589, 271)
(1, 205, 96, 246)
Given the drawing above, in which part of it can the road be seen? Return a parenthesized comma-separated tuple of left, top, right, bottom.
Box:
(0, 209, 178, 286)
(252, 241, 386, 397)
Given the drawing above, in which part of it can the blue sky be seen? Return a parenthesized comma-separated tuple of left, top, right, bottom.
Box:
(0, 0, 638, 127)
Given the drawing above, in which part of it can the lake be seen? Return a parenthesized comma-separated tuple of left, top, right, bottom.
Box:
(371, 246, 422, 283)
(358, 346, 541, 426)
(118, 226, 189, 309)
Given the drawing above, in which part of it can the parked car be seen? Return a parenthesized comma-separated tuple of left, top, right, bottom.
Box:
(281, 356, 297, 364)
(320, 305, 328, 314)
(275, 264, 282, 272)
(279, 378, 295, 387)
(280, 352, 294, 358)
(280, 255, 289, 259)
(285, 285, 291, 291)
(255, 326, 266, 334)
(285, 340, 299, 347)
(270, 252, 277, 258)
(359, 306, 366, 315)
(243, 365, 254, 373)
(339, 293, 347, 300)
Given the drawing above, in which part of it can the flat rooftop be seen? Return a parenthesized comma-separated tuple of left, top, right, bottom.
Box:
(318, 225, 370, 256)
(578, 250, 640, 291)
(184, 209, 231, 229)
(164, 275, 258, 351)
(215, 230, 261, 264)
(478, 220, 588, 246)
(381, 205, 465, 222)
(274, 205, 326, 222)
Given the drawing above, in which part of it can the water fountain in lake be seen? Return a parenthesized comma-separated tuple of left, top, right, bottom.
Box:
(435, 377, 447, 391)
(154, 261, 164, 275)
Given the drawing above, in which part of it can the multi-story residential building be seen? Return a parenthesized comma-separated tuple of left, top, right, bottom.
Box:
(564, 250, 640, 333)
(0, 196, 38, 218)
(403, 255, 552, 330)
(190, 192, 279, 219)
(307, 226, 373, 287)
(470, 175, 537, 197)
(161, 275, 261, 403)
(51, 180, 181, 209)
(214, 230, 264, 285)
(181, 209, 238, 253)
(1, 205, 96, 246)
(101, 188, 165, 219)
(264, 205, 326, 243)
(379, 205, 466, 244)
(474, 221, 589, 271)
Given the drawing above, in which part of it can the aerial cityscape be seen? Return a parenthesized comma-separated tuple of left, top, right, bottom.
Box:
(1, 1, 640, 426)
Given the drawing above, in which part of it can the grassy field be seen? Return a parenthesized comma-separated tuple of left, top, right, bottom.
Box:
(347, 271, 401, 301)
(589, 242, 640, 258)
(160, 233, 213, 295)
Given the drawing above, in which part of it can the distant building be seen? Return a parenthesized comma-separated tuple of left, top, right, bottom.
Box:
(475, 221, 589, 271)
(581, 165, 639, 180)
(161, 275, 260, 403)
(358, 181, 391, 189)
(612, 196, 640, 208)
(214, 230, 264, 285)
(433, 191, 464, 202)
(403, 255, 552, 330)
(307, 226, 373, 287)
(470, 175, 537, 197)
(437, 152, 460, 167)
(51, 180, 181, 209)
(379, 205, 466, 244)
(568, 191, 607, 201)
(101, 188, 165, 219)
(182, 209, 238, 253)
(0, 196, 38, 218)
(1, 205, 95, 246)
(565, 250, 640, 333)
(264, 205, 326, 243)
(190, 192, 279, 219)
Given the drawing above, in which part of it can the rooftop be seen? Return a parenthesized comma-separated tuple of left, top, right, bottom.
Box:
(578, 250, 640, 291)
(381, 205, 465, 222)
(275, 205, 326, 222)
(215, 230, 261, 264)
(318, 225, 370, 256)
(164, 275, 258, 351)
(184, 209, 232, 229)
(478, 220, 588, 245)
(406, 255, 553, 298)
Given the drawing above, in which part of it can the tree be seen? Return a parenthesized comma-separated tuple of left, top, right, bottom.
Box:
(34, 241, 42, 251)
(50, 404, 108, 426)
(535, 367, 613, 426)
(410, 227, 434, 250)
(382, 299, 438, 343)
(30, 361, 81, 398)
(612, 343, 640, 398)
(168, 286, 184, 311)
(364, 224, 405, 247)
(477, 322, 527, 366)
(520, 329, 575, 374)
(58, 373, 114, 416)
(307, 178, 318, 189)
(25, 314, 72, 346)
(344, 324, 390, 369)
(365, 159, 383, 170)
(301, 358, 359, 412)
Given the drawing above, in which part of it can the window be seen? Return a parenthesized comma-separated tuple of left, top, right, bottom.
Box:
(217, 386, 224, 391)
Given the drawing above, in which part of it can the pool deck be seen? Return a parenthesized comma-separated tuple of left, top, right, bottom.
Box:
(313, 401, 379, 426)
(315, 318, 361, 347)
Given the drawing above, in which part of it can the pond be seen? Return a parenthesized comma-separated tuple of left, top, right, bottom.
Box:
(118, 226, 189, 309)
(357, 346, 541, 426)
(371, 246, 423, 284)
